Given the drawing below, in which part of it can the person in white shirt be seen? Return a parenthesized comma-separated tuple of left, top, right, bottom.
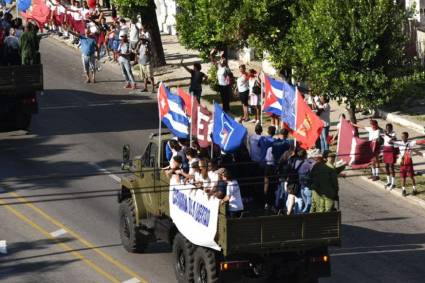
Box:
(210, 48, 232, 112)
(382, 123, 397, 190)
(352, 119, 382, 181)
(237, 64, 250, 122)
(185, 148, 199, 176)
(315, 95, 331, 154)
(248, 69, 261, 123)
(392, 132, 425, 196)
(140, 24, 151, 41)
(220, 169, 244, 218)
(194, 159, 211, 191)
(249, 124, 263, 163)
(129, 18, 139, 51)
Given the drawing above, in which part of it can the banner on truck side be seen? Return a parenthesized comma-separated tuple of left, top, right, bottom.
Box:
(169, 179, 221, 251)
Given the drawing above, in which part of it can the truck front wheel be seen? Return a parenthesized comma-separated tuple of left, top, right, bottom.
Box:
(119, 198, 149, 253)
(193, 247, 219, 283)
(173, 233, 195, 283)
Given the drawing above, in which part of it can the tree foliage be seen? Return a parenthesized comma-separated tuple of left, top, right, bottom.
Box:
(292, 0, 409, 111)
(175, 0, 244, 59)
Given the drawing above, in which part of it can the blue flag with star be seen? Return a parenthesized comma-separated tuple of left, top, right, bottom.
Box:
(212, 103, 247, 153)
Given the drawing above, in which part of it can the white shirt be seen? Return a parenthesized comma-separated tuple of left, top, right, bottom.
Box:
(120, 24, 129, 36)
(317, 102, 331, 126)
(249, 134, 262, 162)
(217, 66, 229, 86)
(383, 131, 396, 147)
(365, 127, 381, 141)
(237, 74, 249, 92)
(265, 147, 274, 165)
(72, 8, 83, 21)
(129, 24, 139, 42)
(393, 140, 418, 158)
(188, 158, 199, 175)
(140, 30, 150, 41)
(226, 180, 244, 212)
(194, 172, 211, 190)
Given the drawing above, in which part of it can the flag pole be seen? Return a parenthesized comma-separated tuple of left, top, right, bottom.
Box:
(157, 83, 162, 170)
(210, 100, 215, 159)
(190, 91, 194, 148)
(260, 71, 264, 127)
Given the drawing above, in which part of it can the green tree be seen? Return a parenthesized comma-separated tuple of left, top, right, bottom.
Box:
(113, 0, 166, 66)
(175, 0, 244, 59)
(292, 0, 409, 122)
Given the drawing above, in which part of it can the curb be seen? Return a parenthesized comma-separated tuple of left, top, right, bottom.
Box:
(360, 176, 425, 210)
(378, 109, 425, 134)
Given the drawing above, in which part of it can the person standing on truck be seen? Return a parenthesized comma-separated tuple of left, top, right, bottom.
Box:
(219, 168, 244, 218)
(310, 151, 341, 213)
(19, 23, 38, 65)
(4, 27, 20, 65)
(258, 126, 276, 209)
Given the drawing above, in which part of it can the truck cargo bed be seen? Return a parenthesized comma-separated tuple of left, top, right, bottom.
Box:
(0, 65, 43, 94)
(218, 211, 341, 256)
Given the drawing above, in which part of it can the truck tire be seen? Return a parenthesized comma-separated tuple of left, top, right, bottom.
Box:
(119, 198, 149, 253)
(193, 247, 219, 283)
(173, 233, 195, 283)
(15, 113, 31, 130)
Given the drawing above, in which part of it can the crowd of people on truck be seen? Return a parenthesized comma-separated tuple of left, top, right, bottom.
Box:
(0, 11, 41, 66)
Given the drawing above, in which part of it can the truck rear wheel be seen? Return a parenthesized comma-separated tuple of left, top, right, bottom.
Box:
(173, 233, 195, 283)
(119, 198, 149, 253)
(15, 113, 31, 130)
(193, 247, 219, 283)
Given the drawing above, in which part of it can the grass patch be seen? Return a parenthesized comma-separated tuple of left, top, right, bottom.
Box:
(379, 173, 425, 200)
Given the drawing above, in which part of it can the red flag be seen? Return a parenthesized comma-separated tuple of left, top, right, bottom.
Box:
(192, 104, 212, 148)
(291, 88, 324, 149)
(21, 0, 51, 29)
(336, 117, 374, 168)
(176, 87, 197, 117)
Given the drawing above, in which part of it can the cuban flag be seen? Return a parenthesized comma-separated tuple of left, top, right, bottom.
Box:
(157, 83, 190, 138)
(212, 103, 247, 153)
(280, 81, 296, 130)
(263, 75, 284, 116)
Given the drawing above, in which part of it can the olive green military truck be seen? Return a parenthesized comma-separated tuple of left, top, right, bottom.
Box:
(118, 133, 341, 283)
(0, 64, 43, 131)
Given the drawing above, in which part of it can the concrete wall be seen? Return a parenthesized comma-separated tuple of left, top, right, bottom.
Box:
(155, 0, 177, 35)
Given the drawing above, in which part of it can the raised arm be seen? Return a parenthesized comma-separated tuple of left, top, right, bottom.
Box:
(180, 58, 193, 74)
(209, 48, 218, 66)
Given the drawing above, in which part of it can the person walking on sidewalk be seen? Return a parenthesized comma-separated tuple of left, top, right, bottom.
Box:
(137, 38, 154, 92)
(210, 48, 232, 112)
(248, 69, 261, 124)
(117, 32, 136, 89)
(181, 58, 208, 103)
(392, 132, 425, 197)
(129, 18, 139, 51)
(382, 123, 397, 190)
(352, 119, 383, 181)
(70, 28, 98, 83)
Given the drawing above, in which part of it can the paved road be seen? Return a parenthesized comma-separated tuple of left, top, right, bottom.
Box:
(1, 38, 425, 283)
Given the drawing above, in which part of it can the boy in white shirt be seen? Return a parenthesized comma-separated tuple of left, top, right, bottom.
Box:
(220, 169, 244, 218)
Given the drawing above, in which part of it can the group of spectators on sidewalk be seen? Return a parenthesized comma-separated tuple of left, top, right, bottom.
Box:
(46, 0, 155, 90)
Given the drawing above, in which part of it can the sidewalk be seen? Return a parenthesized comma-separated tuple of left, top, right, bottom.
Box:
(48, 27, 425, 208)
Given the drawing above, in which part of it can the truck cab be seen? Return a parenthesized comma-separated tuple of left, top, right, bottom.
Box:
(118, 133, 341, 283)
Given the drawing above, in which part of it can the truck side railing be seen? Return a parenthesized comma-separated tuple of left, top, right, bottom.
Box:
(0, 65, 43, 93)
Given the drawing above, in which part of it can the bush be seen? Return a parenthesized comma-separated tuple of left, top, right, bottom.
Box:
(207, 65, 219, 93)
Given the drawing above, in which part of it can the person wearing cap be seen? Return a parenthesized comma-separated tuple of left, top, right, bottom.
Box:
(70, 28, 98, 83)
(137, 37, 155, 93)
(117, 32, 136, 89)
(309, 151, 340, 213)
(220, 168, 244, 218)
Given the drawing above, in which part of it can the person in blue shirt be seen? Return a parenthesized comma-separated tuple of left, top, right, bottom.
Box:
(257, 126, 276, 209)
(71, 28, 98, 83)
(258, 126, 276, 164)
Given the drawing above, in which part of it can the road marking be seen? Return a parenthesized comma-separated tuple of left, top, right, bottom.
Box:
(92, 163, 121, 183)
(122, 278, 141, 283)
(8, 191, 146, 283)
(0, 197, 120, 282)
(50, 228, 67, 237)
(0, 240, 7, 254)
(332, 245, 425, 257)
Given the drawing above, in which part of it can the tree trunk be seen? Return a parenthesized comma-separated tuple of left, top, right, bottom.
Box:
(140, 0, 166, 67)
(347, 104, 359, 137)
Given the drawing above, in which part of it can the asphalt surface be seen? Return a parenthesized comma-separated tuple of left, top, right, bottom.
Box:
(1, 38, 425, 283)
